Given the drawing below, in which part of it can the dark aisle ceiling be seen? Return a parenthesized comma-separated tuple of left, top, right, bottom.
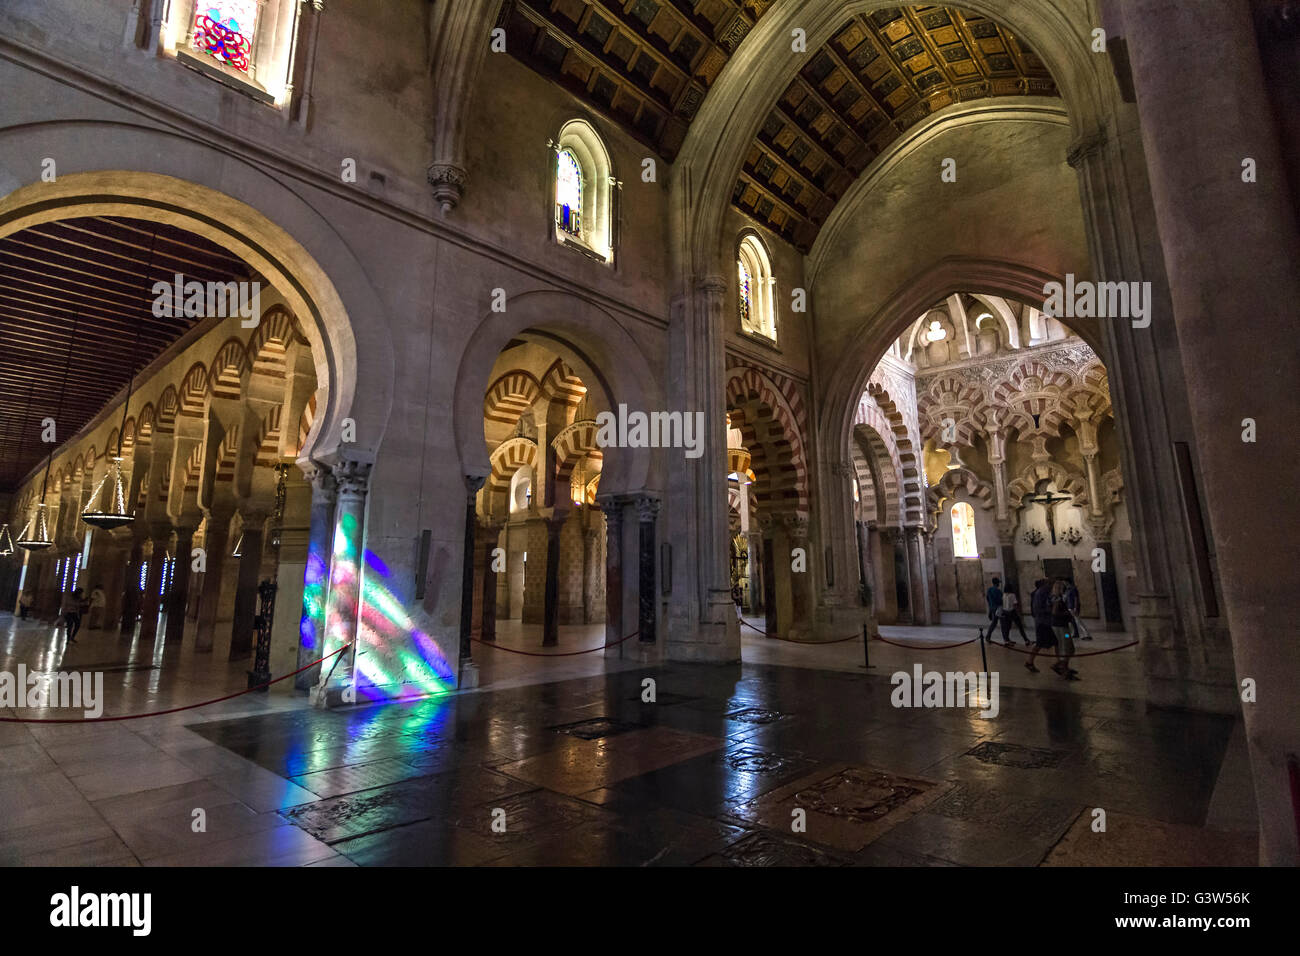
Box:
(0, 216, 253, 493)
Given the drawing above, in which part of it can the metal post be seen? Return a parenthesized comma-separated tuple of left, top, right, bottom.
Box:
(247, 578, 276, 690)
(862, 622, 873, 669)
(978, 625, 988, 679)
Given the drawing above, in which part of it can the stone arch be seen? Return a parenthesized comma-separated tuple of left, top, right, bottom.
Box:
(452, 289, 662, 500)
(178, 362, 209, 417)
(866, 383, 924, 526)
(485, 436, 538, 520)
(928, 466, 996, 513)
(484, 369, 542, 427)
(917, 372, 987, 446)
(551, 419, 603, 507)
(724, 365, 810, 516)
(207, 338, 249, 400)
(246, 304, 297, 379)
(156, 385, 179, 434)
(851, 393, 905, 529)
(134, 404, 155, 445)
(672, 0, 1109, 278)
(0, 164, 391, 466)
(1007, 460, 1089, 508)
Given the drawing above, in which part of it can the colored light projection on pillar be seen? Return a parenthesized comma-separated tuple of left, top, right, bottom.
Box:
(314, 511, 453, 702)
(356, 549, 454, 701)
(298, 536, 329, 657)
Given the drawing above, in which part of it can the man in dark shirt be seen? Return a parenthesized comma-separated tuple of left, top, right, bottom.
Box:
(1025, 579, 1057, 673)
(985, 577, 1003, 625)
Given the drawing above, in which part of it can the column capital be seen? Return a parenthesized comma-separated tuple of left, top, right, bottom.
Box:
(696, 274, 727, 298)
(335, 461, 372, 498)
(633, 495, 661, 522)
(464, 473, 486, 495)
(780, 512, 809, 539)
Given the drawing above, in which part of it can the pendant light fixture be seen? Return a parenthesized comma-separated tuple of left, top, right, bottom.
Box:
(0, 415, 16, 555)
(82, 230, 157, 531)
(18, 312, 80, 551)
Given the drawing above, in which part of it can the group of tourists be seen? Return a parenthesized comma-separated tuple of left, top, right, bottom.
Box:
(15, 584, 106, 644)
(985, 575, 1090, 681)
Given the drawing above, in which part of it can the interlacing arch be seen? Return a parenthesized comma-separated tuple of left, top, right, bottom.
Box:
(867, 383, 924, 526)
(917, 373, 987, 446)
(725, 365, 809, 516)
(1006, 461, 1089, 508)
(928, 466, 996, 513)
(992, 361, 1074, 437)
(485, 436, 538, 519)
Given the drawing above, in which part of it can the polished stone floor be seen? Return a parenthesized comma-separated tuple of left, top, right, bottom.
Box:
(0, 603, 1259, 866)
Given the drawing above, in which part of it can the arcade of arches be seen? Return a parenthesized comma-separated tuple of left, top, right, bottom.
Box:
(0, 0, 1297, 865)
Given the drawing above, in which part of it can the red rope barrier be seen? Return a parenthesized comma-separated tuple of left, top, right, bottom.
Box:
(873, 634, 981, 650)
(470, 630, 640, 657)
(992, 638, 1139, 658)
(0, 643, 352, 724)
(739, 618, 861, 644)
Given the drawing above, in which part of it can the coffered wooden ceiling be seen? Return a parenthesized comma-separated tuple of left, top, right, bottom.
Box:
(501, 2, 1057, 254)
(737, 6, 1057, 251)
(0, 216, 254, 493)
(500, 0, 778, 160)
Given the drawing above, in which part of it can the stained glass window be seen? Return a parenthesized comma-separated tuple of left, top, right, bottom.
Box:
(738, 258, 753, 327)
(555, 149, 583, 238)
(951, 502, 978, 558)
(192, 1, 260, 73)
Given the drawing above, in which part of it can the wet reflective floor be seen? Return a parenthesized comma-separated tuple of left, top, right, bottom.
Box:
(167, 662, 1255, 867)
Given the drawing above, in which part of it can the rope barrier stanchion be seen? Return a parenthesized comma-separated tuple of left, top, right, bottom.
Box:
(0, 643, 352, 724)
(469, 629, 639, 658)
(978, 625, 989, 679)
(739, 617, 861, 645)
(861, 622, 873, 669)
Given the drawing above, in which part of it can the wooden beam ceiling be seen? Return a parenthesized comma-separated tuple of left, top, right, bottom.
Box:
(0, 216, 253, 493)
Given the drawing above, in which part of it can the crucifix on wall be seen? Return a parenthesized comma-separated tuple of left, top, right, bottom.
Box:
(1024, 489, 1072, 545)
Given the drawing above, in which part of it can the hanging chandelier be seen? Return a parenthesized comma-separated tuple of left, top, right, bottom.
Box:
(19, 311, 79, 551)
(16, 503, 54, 551)
(0, 521, 14, 555)
(82, 230, 157, 534)
(81, 456, 134, 530)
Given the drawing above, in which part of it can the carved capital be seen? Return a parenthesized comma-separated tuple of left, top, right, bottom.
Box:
(634, 495, 661, 523)
(334, 460, 371, 499)
(427, 163, 468, 215)
(696, 274, 727, 298)
(781, 512, 809, 540)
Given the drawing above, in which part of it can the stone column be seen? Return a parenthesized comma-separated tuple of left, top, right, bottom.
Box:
(456, 475, 485, 687)
(296, 465, 337, 689)
(138, 528, 169, 642)
(229, 510, 267, 661)
(757, 513, 778, 636)
(1126, 0, 1300, 863)
(746, 529, 763, 615)
(314, 461, 370, 706)
(194, 512, 231, 652)
(635, 496, 660, 643)
(582, 521, 602, 624)
(119, 533, 145, 637)
(478, 521, 502, 642)
(165, 526, 194, 644)
(784, 513, 813, 637)
(601, 498, 624, 654)
(541, 513, 563, 647)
